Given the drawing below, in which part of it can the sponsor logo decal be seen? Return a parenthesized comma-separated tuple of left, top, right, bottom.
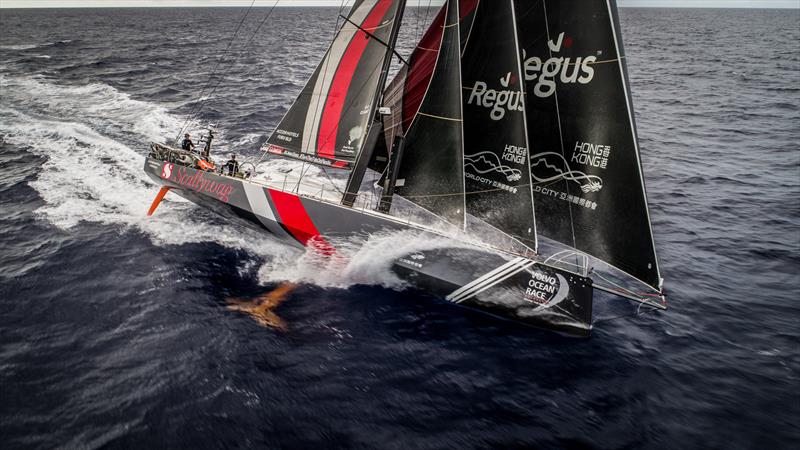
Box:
(530, 140, 615, 210)
(399, 253, 426, 269)
(523, 270, 570, 310)
(274, 129, 300, 144)
(464, 144, 529, 194)
(464, 150, 520, 196)
(167, 165, 236, 202)
(340, 125, 363, 155)
(467, 72, 525, 121)
(531, 151, 603, 194)
(571, 141, 611, 169)
(161, 162, 174, 179)
(265, 145, 351, 169)
(523, 32, 598, 98)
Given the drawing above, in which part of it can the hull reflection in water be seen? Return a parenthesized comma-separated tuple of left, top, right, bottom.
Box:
(226, 283, 298, 331)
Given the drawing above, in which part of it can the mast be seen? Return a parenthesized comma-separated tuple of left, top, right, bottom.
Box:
(342, 0, 408, 207)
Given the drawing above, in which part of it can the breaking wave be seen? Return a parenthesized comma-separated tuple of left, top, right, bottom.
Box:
(257, 230, 467, 289)
(0, 40, 73, 51)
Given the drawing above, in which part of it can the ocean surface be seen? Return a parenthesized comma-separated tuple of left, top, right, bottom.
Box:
(1, 6, 798, 448)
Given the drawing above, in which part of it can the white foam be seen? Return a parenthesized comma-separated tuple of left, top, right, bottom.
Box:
(0, 73, 201, 145)
(0, 40, 73, 51)
(0, 75, 272, 254)
(0, 75, 461, 289)
(257, 229, 469, 289)
(0, 44, 40, 51)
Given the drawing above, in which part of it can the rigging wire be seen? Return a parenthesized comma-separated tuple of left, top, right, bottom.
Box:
(591, 301, 663, 325)
(249, 0, 350, 182)
(293, 0, 350, 193)
(417, 0, 434, 42)
(176, 0, 259, 141)
(182, 0, 282, 139)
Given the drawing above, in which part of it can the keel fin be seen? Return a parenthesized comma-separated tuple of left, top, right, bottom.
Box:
(147, 186, 171, 216)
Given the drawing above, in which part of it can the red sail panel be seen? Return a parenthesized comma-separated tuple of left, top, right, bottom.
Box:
(396, 0, 480, 133)
(317, 0, 396, 159)
(401, 7, 446, 133)
(264, 0, 404, 169)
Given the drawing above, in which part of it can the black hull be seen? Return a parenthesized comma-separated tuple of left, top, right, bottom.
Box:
(144, 157, 594, 336)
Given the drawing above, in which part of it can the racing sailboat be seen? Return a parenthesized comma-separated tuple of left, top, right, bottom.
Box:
(144, 0, 666, 336)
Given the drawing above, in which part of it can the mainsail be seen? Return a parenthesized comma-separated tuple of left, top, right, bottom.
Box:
(263, 0, 404, 169)
(515, 0, 662, 290)
(461, 0, 537, 250)
(393, 0, 467, 226)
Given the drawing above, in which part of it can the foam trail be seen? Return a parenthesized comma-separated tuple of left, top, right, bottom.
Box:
(258, 229, 478, 289)
(0, 74, 465, 289)
(0, 74, 279, 254)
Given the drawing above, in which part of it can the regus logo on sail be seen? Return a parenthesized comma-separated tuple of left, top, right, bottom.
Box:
(466, 72, 525, 121)
(523, 32, 597, 98)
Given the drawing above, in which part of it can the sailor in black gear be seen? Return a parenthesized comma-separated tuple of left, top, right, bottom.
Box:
(181, 133, 195, 152)
(225, 154, 239, 176)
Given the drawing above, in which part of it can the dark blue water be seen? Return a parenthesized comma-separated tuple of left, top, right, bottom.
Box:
(1, 7, 799, 448)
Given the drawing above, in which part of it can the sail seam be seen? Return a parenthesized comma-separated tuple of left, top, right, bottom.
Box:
(416, 112, 462, 122)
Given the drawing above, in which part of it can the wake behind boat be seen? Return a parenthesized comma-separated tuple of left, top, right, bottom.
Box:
(144, 0, 667, 336)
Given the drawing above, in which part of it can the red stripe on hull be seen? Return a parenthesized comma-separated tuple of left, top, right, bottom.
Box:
(267, 189, 335, 255)
(317, 0, 395, 159)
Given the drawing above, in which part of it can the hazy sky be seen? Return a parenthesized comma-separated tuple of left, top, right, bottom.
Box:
(0, 0, 798, 7)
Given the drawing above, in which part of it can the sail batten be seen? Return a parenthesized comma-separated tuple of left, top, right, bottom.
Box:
(264, 0, 404, 169)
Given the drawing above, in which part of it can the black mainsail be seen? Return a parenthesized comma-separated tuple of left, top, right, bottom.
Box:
(263, 0, 405, 169)
(393, 0, 467, 227)
(461, 0, 537, 250)
(515, 0, 662, 290)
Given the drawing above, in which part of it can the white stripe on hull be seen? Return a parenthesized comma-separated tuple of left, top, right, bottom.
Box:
(242, 182, 278, 222)
(447, 257, 535, 304)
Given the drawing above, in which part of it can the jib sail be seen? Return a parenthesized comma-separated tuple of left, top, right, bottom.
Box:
(461, 0, 537, 251)
(263, 0, 404, 169)
(393, 0, 467, 226)
(516, 0, 662, 290)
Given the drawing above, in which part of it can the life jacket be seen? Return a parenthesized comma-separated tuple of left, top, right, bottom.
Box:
(198, 159, 215, 171)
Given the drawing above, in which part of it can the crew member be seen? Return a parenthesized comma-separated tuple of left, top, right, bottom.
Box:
(225, 154, 240, 176)
(181, 133, 195, 152)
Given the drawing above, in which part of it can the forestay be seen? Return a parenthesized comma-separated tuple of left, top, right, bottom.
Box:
(263, 0, 404, 169)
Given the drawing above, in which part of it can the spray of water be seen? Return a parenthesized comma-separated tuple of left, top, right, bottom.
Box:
(0, 74, 464, 289)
